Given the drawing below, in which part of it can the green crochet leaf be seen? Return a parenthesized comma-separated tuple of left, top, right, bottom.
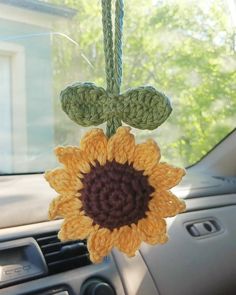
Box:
(60, 82, 107, 126)
(120, 86, 172, 130)
(61, 82, 172, 130)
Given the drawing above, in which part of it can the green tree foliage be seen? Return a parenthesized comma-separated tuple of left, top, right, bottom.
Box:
(50, 0, 236, 167)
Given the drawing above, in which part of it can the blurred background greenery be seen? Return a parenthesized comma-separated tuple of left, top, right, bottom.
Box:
(49, 0, 236, 167)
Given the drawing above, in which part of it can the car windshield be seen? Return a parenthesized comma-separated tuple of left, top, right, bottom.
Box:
(0, 0, 235, 174)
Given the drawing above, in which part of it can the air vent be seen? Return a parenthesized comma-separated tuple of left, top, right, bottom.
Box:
(34, 232, 92, 275)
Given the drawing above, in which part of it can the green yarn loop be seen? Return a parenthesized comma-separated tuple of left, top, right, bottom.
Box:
(101, 0, 124, 136)
(113, 0, 124, 96)
(101, 0, 115, 94)
(61, 82, 172, 131)
(101, 0, 123, 96)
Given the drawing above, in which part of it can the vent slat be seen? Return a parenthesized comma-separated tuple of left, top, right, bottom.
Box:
(35, 231, 92, 274)
(37, 234, 58, 241)
(45, 244, 88, 263)
(48, 253, 90, 267)
(37, 235, 59, 246)
(48, 254, 91, 273)
(41, 240, 77, 253)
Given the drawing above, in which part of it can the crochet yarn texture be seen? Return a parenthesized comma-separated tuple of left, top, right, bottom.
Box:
(61, 82, 172, 131)
(45, 0, 186, 263)
(60, 0, 172, 137)
(45, 127, 186, 263)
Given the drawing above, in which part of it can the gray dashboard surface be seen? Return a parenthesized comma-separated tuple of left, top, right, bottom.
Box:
(1, 173, 236, 295)
(0, 206, 236, 294)
(140, 206, 236, 295)
(0, 221, 125, 295)
(173, 172, 236, 198)
(1, 172, 236, 228)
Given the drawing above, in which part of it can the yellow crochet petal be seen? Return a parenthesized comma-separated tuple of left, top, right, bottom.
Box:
(137, 215, 167, 244)
(55, 146, 91, 174)
(114, 225, 141, 257)
(54, 146, 79, 165)
(48, 195, 82, 219)
(149, 190, 186, 218)
(133, 139, 161, 174)
(45, 168, 83, 195)
(107, 126, 135, 164)
(80, 128, 108, 166)
(144, 234, 169, 245)
(148, 163, 186, 190)
(87, 228, 117, 263)
(58, 214, 94, 241)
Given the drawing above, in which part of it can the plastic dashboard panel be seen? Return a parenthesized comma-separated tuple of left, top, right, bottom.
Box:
(0, 220, 126, 295)
(0, 220, 160, 295)
(140, 205, 236, 295)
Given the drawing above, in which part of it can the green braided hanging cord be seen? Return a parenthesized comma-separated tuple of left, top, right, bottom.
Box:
(101, 0, 124, 136)
(101, 0, 115, 94)
(113, 0, 124, 95)
(60, 0, 172, 137)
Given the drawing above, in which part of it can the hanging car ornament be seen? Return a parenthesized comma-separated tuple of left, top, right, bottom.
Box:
(45, 0, 186, 263)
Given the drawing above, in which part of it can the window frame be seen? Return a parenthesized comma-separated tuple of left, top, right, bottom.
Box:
(0, 41, 27, 172)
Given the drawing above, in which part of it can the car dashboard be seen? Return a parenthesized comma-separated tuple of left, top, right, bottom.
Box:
(0, 172, 236, 295)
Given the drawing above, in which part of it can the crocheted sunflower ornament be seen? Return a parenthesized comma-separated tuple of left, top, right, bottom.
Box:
(45, 0, 186, 264)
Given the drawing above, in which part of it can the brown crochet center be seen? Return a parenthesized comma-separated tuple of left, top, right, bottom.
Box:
(80, 160, 154, 230)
